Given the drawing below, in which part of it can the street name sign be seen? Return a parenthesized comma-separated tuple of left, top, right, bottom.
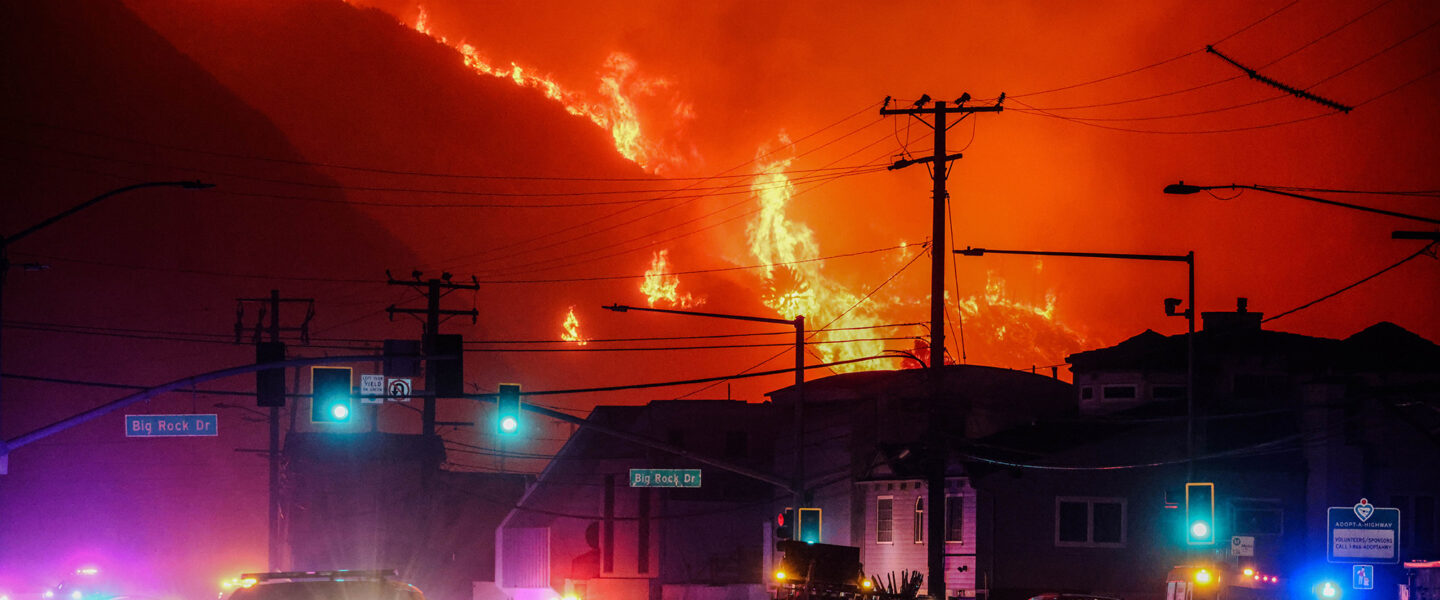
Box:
(1328, 498, 1401, 563)
(126, 414, 218, 437)
(629, 468, 701, 488)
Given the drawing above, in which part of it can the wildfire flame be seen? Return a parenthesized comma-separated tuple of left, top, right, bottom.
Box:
(746, 133, 894, 373)
(641, 249, 704, 308)
(407, 4, 690, 174)
(561, 306, 588, 346)
(956, 269, 1088, 372)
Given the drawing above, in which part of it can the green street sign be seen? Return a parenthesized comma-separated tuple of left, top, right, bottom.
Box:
(629, 468, 702, 488)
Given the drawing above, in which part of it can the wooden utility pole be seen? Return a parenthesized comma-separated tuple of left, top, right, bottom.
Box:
(385, 272, 478, 438)
(881, 94, 1001, 599)
(235, 290, 314, 571)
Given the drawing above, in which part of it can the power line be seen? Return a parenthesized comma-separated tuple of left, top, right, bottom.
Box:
(1263, 241, 1437, 323)
(4, 102, 881, 183)
(1009, 0, 1301, 99)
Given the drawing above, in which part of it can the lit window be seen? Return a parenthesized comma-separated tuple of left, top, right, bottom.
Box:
(914, 498, 924, 544)
(945, 495, 964, 543)
(877, 496, 893, 544)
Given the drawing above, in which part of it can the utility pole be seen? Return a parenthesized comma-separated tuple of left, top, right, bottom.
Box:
(235, 290, 314, 572)
(385, 272, 478, 438)
(881, 94, 1002, 599)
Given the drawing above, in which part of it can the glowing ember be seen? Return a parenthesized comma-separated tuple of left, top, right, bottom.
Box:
(404, 4, 689, 173)
(561, 306, 588, 346)
(641, 249, 704, 308)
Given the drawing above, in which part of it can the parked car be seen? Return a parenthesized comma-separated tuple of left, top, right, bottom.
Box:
(225, 570, 423, 600)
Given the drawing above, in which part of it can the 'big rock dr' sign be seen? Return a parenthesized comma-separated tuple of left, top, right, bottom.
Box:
(125, 414, 219, 437)
(1328, 498, 1401, 564)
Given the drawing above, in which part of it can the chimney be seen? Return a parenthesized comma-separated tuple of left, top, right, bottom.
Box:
(1202, 297, 1263, 333)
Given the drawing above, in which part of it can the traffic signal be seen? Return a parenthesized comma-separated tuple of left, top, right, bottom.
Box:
(775, 508, 794, 542)
(798, 507, 822, 544)
(311, 367, 353, 422)
(497, 383, 521, 435)
(256, 341, 286, 407)
(1185, 482, 1215, 545)
(429, 333, 464, 397)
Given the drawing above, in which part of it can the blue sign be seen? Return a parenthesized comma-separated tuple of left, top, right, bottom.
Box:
(1328, 498, 1401, 564)
(1353, 565, 1374, 590)
(629, 469, 701, 488)
(125, 414, 219, 437)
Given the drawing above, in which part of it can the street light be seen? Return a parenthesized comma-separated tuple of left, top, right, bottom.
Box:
(955, 246, 1197, 476)
(602, 303, 808, 513)
(0, 180, 213, 473)
(1164, 181, 1439, 225)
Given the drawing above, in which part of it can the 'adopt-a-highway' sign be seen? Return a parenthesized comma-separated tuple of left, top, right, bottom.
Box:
(1328, 498, 1400, 563)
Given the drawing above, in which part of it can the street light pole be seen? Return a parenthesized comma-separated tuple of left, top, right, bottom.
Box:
(1164, 182, 1440, 225)
(0, 180, 213, 473)
(955, 247, 1197, 476)
(601, 304, 806, 513)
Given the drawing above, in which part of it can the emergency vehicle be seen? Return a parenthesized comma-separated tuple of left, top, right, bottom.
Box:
(1164, 564, 1284, 600)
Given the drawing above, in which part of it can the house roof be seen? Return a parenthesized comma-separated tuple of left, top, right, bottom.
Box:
(765, 364, 1073, 404)
(1066, 321, 1439, 374)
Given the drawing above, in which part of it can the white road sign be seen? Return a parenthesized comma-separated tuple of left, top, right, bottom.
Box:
(360, 373, 385, 403)
(1231, 535, 1254, 557)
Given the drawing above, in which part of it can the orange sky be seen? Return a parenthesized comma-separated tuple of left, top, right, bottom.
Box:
(340, 0, 1440, 379)
(2, 0, 1437, 593)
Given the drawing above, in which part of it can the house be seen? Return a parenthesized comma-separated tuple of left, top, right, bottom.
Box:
(969, 300, 1440, 600)
(765, 365, 1074, 598)
(494, 400, 778, 600)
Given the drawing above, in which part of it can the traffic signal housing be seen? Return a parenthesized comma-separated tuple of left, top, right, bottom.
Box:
(256, 341, 286, 407)
(429, 333, 464, 397)
(775, 508, 794, 543)
(497, 383, 521, 435)
(798, 507, 822, 544)
(1186, 482, 1215, 545)
(311, 367, 353, 422)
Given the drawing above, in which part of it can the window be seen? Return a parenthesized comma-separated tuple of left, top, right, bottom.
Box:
(914, 498, 924, 544)
(945, 495, 964, 543)
(1102, 385, 1137, 400)
(1055, 497, 1126, 548)
(877, 496, 893, 544)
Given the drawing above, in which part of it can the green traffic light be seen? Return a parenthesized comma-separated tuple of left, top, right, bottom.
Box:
(1185, 482, 1215, 545)
(497, 383, 521, 435)
(1190, 520, 1210, 539)
(311, 366, 353, 423)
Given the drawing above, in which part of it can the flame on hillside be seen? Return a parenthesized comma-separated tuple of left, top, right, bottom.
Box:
(955, 270, 1088, 372)
(746, 133, 899, 373)
(641, 249, 704, 308)
(561, 306, 588, 346)
(407, 4, 690, 174)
